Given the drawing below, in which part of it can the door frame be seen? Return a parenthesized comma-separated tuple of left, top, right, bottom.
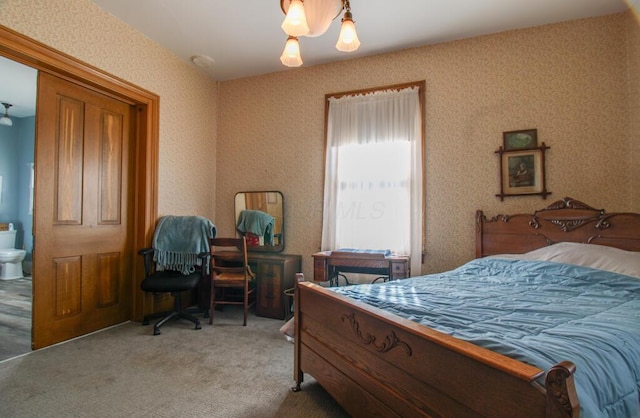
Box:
(0, 24, 158, 322)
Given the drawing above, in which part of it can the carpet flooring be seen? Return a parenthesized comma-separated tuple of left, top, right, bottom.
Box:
(0, 307, 349, 417)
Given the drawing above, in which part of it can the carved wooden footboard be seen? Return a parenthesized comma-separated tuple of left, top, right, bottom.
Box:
(293, 281, 578, 417)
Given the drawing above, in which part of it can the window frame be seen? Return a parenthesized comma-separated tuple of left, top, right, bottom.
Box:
(323, 80, 427, 260)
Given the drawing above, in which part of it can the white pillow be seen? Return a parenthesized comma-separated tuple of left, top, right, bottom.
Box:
(490, 242, 640, 279)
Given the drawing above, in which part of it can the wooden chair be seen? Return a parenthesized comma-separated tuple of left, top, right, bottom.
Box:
(207, 237, 256, 326)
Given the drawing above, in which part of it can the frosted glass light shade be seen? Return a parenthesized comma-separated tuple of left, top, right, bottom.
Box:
(281, 0, 309, 37)
(280, 36, 303, 67)
(336, 15, 360, 52)
(281, 0, 344, 37)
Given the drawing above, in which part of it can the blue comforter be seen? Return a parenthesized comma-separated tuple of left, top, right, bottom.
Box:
(332, 258, 640, 417)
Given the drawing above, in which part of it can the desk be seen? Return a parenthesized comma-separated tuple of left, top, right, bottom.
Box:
(199, 252, 301, 320)
(312, 251, 410, 286)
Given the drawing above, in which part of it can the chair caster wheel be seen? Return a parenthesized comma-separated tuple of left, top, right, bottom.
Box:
(153, 328, 161, 335)
(195, 322, 201, 330)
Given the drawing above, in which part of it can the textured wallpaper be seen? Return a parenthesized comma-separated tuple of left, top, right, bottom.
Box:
(0, 1, 636, 280)
(218, 13, 637, 278)
(0, 0, 219, 219)
(628, 11, 640, 212)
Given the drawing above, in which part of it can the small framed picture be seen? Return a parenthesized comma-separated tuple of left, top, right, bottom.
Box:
(496, 143, 550, 200)
(503, 129, 538, 151)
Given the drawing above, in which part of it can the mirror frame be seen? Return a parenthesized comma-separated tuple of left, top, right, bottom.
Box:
(234, 191, 284, 253)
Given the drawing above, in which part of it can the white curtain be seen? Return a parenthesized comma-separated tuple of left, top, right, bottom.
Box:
(321, 87, 423, 275)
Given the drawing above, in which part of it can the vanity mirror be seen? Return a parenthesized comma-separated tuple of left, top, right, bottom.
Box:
(234, 191, 284, 252)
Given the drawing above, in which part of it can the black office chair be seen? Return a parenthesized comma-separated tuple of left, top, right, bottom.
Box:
(139, 249, 204, 335)
(139, 215, 216, 335)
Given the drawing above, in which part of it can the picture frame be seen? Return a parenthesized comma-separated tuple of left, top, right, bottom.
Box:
(503, 129, 538, 151)
(496, 143, 550, 201)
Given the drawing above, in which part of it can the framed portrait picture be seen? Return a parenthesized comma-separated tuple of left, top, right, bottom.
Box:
(496, 143, 550, 201)
(503, 129, 538, 151)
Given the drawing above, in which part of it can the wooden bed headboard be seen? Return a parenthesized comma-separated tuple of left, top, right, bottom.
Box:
(476, 196, 640, 258)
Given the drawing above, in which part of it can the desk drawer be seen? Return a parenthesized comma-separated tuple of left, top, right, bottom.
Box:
(392, 263, 408, 274)
(391, 259, 410, 279)
(314, 258, 328, 281)
(314, 267, 327, 282)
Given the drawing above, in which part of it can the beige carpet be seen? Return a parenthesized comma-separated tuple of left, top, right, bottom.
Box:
(0, 307, 349, 418)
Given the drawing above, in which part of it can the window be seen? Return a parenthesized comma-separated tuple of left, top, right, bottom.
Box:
(321, 82, 425, 274)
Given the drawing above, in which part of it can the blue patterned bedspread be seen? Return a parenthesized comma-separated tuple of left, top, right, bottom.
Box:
(332, 258, 640, 417)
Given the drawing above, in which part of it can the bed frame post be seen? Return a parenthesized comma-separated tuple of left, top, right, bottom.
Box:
(545, 361, 579, 418)
(475, 210, 485, 258)
(291, 272, 305, 392)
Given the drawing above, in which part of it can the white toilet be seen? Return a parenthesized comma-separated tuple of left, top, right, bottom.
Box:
(0, 230, 26, 280)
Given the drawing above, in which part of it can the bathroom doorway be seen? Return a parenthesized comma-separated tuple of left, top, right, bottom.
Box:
(0, 55, 37, 362)
(0, 24, 159, 353)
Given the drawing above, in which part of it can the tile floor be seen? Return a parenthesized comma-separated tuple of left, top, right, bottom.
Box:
(0, 276, 31, 362)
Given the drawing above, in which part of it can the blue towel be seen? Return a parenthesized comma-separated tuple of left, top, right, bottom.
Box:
(152, 215, 216, 274)
(236, 210, 275, 245)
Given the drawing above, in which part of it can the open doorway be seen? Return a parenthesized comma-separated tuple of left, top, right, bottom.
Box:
(0, 24, 159, 353)
(0, 55, 37, 362)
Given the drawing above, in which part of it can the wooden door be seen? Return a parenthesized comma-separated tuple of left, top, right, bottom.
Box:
(32, 72, 134, 349)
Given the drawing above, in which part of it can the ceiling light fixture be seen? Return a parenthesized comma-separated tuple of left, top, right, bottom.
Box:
(280, 36, 304, 67)
(280, 0, 360, 67)
(190, 55, 215, 69)
(0, 103, 12, 127)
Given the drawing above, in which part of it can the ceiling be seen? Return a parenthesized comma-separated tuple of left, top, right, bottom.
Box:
(0, 0, 635, 118)
(90, 0, 632, 81)
(0, 56, 37, 118)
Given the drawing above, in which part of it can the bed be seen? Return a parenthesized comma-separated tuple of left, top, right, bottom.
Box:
(292, 197, 640, 417)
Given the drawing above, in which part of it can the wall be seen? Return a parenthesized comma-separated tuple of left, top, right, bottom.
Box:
(0, 1, 634, 280)
(628, 10, 640, 212)
(16, 116, 34, 256)
(0, 116, 33, 256)
(0, 0, 219, 219)
(217, 13, 636, 278)
(0, 123, 19, 221)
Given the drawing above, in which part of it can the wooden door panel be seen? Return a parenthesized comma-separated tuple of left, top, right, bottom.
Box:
(33, 72, 133, 349)
(96, 252, 121, 308)
(53, 256, 82, 318)
(55, 96, 85, 225)
(98, 111, 123, 224)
